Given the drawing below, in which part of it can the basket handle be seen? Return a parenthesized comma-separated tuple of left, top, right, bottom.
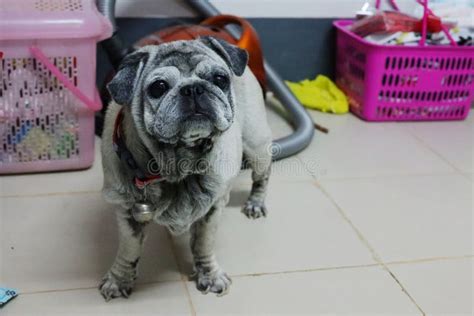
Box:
(375, 0, 400, 11)
(375, 0, 457, 47)
(419, 0, 429, 45)
(29, 46, 102, 111)
(415, 0, 457, 46)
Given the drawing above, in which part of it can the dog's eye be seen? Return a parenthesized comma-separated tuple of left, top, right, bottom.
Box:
(213, 74, 229, 89)
(148, 80, 169, 98)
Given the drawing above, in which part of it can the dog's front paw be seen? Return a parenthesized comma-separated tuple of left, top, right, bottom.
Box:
(242, 200, 267, 219)
(191, 269, 232, 296)
(99, 272, 135, 301)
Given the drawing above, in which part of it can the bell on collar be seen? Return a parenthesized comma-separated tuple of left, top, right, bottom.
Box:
(131, 201, 155, 223)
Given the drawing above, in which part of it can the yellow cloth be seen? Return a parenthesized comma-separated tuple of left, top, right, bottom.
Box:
(286, 75, 349, 114)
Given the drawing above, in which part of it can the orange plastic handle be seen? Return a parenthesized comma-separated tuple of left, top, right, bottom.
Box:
(202, 15, 266, 87)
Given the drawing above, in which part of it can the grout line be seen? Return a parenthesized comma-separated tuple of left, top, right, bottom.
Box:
(230, 263, 382, 279)
(230, 253, 474, 279)
(166, 231, 197, 316)
(19, 286, 102, 296)
(19, 279, 182, 295)
(309, 179, 426, 315)
(295, 156, 460, 183)
(403, 127, 473, 183)
(1, 166, 464, 200)
(1, 190, 102, 199)
(18, 254, 474, 296)
(310, 181, 383, 264)
(314, 171, 462, 183)
(406, 129, 465, 175)
(459, 172, 473, 182)
(385, 255, 474, 266)
(385, 269, 425, 314)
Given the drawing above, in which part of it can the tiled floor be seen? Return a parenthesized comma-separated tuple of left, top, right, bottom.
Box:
(0, 101, 472, 315)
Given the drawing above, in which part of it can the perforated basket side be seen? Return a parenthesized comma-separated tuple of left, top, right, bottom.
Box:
(0, 55, 81, 165)
(372, 54, 473, 120)
(34, 0, 83, 12)
(335, 24, 369, 118)
(334, 20, 473, 122)
(1, 0, 84, 12)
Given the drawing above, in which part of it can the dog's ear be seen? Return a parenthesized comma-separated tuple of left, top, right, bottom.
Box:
(107, 51, 149, 106)
(200, 36, 249, 76)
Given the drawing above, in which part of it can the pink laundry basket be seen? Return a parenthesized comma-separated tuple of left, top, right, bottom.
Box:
(334, 2, 474, 121)
(0, 0, 112, 174)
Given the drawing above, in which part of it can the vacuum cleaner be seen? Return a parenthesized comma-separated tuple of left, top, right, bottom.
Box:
(96, 0, 314, 161)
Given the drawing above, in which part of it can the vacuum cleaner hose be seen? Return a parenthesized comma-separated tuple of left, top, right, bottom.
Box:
(96, 0, 117, 32)
(265, 62, 315, 159)
(96, 0, 314, 160)
(187, 0, 314, 160)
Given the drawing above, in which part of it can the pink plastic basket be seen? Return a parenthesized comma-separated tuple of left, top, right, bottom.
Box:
(334, 2, 473, 121)
(0, 0, 112, 174)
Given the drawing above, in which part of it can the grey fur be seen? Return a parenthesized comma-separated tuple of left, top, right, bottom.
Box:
(99, 38, 272, 299)
(99, 209, 148, 301)
(190, 197, 232, 295)
(107, 51, 149, 106)
(243, 166, 271, 219)
(200, 36, 249, 76)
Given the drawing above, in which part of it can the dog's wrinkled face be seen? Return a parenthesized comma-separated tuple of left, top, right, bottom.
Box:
(107, 37, 249, 147)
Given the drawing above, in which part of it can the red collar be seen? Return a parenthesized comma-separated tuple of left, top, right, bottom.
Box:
(113, 108, 164, 189)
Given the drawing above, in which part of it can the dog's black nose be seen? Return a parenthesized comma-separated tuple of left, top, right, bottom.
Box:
(180, 83, 205, 97)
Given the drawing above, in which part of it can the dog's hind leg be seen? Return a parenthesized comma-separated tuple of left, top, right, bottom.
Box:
(190, 199, 231, 296)
(99, 209, 148, 301)
(242, 141, 272, 219)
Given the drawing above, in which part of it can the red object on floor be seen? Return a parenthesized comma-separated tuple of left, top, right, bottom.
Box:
(135, 15, 266, 88)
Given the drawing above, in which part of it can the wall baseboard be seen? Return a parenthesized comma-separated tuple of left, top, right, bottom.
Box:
(96, 17, 338, 85)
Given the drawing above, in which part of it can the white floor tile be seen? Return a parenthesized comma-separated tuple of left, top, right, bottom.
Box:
(231, 96, 314, 184)
(321, 175, 473, 262)
(0, 94, 471, 315)
(0, 193, 181, 293)
(405, 113, 473, 173)
(172, 181, 375, 277)
(389, 258, 473, 316)
(0, 137, 103, 197)
(189, 266, 421, 315)
(234, 156, 314, 186)
(299, 111, 455, 179)
(2, 281, 191, 316)
(465, 173, 473, 182)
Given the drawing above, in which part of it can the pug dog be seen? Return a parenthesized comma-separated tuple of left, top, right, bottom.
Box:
(99, 37, 272, 300)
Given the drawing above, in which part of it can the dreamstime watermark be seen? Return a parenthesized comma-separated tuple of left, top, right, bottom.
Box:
(145, 143, 320, 178)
